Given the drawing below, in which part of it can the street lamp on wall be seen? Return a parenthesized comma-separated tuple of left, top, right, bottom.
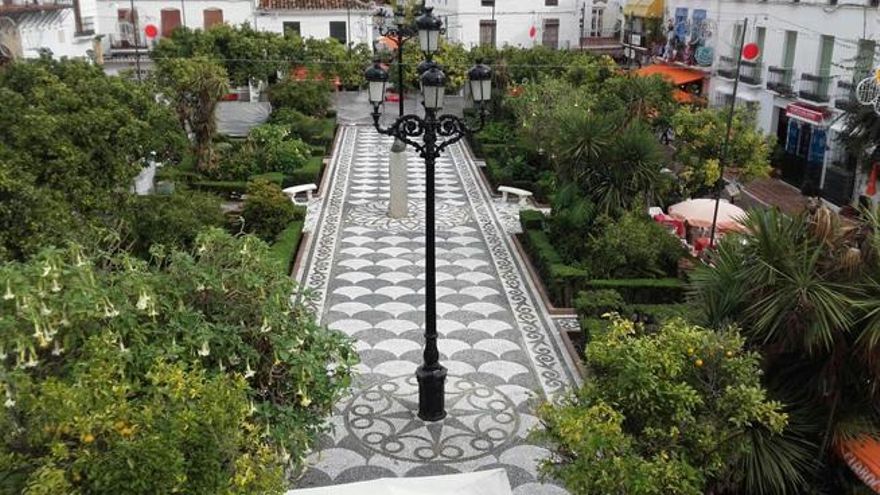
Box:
(364, 7, 492, 423)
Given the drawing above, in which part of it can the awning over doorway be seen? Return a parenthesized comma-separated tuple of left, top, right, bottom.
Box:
(786, 102, 831, 126)
(839, 438, 880, 494)
(623, 0, 664, 18)
(635, 64, 703, 86)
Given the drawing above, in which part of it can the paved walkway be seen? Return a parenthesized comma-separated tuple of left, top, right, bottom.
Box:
(292, 126, 581, 494)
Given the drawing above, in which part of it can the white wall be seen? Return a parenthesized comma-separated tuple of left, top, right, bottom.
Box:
(94, 0, 257, 42)
(428, 0, 582, 49)
(16, 10, 94, 59)
(255, 9, 372, 45)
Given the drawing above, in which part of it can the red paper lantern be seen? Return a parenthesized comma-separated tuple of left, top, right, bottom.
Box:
(144, 24, 158, 39)
(742, 42, 760, 61)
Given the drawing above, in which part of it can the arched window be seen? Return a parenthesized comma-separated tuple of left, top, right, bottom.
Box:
(161, 8, 181, 38)
(203, 8, 223, 29)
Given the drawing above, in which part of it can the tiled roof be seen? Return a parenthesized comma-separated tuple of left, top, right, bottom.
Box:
(259, 0, 371, 10)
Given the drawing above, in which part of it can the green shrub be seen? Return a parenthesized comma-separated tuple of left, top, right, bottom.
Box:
(122, 190, 226, 258)
(520, 227, 588, 307)
(586, 278, 685, 304)
(586, 212, 686, 278)
(249, 172, 284, 186)
(519, 209, 545, 231)
(268, 80, 332, 117)
(269, 109, 336, 149)
(535, 317, 788, 495)
(626, 303, 699, 325)
(270, 219, 305, 274)
(248, 124, 310, 176)
(574, 289, 625, 319)
(0, 231, 357, 493)
(191, 180, 248, 198)
(286, 156, 324, 186)
(242, 179, 298, 241)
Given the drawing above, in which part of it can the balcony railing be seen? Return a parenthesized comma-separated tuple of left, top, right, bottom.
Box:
(834, 80, 854, 110)
(739, 60, 762, 85)
(0, 0, 71, 13)
(109, 22, 146, 49)
(799, 73, 831, 104)
(767, 66, 794, 95)
(717, 56, 736, 79)
(623, 30, 647, 49)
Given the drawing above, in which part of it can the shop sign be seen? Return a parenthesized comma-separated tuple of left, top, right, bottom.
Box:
(786, 103, 828, 126)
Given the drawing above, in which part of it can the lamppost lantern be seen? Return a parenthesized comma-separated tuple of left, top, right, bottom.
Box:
(365, 60, 389, 106)
(420, 66, 447, 110)
(467, 60, 492, 104)
(416, 59, 440, 91)
(416, 6, 442, 54)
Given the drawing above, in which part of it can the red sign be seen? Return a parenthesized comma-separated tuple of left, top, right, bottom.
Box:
(742, 42, 760, 61)
(144, 24, 158, 39)
(786, 103, 828, 125)
(529, 25, 537, 39)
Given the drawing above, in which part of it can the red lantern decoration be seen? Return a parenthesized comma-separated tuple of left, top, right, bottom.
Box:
(742, 42, 760, 61)
(144, 24, 158, 39)
(529, 25, 537, 39)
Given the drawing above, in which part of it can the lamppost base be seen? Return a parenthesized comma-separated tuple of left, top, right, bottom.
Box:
(416, 363, 447, 422)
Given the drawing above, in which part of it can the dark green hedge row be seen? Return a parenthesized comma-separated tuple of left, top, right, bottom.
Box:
(285, 156, 324, 187)
(584, 278, 685, 304)
(519, 211, 588, 307)
(269, 220, 305, 275)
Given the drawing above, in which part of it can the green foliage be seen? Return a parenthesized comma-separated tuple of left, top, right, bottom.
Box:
(153, 57, 230, 173)
(546, 184, 598, 264)
(269, 219, 305, 274)
(248, 124, 310, 175)
(0, 58, 185, 261)
(287, 156, 325, 186)
(536, 317, 792, 495)
(519, 225, 589, 307)
(574, 289, 626, 319)
(242, 179, 299, 241)
(269, 80, 333, 117)
(672, 106, 772, 197)
(269, 108, 337, 148)
(586, 278, 685, 304)
(519, 209, 545, 231)
(120, 190, 226, 258)
(586, 211, 686, 279)
(0, 231, 357, 492)
(689, 206, 880, 490)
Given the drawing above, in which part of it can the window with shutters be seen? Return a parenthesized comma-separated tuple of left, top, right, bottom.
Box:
(283, 21, 301, 37)
(161, 8, 181, 38)
(203, 8, 223, 29)
(542, 19, 559, 48)
(116, 8, 140, 46)
(329, 21, 346, 45)
(479, 20, 496, 46)
(545, 0, 558, 5)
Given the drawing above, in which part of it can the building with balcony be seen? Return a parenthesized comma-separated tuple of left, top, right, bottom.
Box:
(0, 0, 98, 60)
(621, 0, 662, 66)
(662, 0, 880, 208)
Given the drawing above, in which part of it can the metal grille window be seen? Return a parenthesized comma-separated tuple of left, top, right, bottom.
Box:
(479, 20, 496, 46)
(329, 21, 346, 45)
(542, 18, 559, 48)
(283, 21, 301, 37)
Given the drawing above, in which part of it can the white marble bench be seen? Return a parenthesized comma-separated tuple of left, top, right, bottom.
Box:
(498, 186, 533, 206)
(283, 183, 317, 205)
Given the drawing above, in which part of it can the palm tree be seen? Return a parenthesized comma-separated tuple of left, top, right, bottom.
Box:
(689, 206, 880, 492)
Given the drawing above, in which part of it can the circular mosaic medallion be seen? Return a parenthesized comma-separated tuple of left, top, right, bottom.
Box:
(344, 375, 519, 462)
(346, 200, 470, 232)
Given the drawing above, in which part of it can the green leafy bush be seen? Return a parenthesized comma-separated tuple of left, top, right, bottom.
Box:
(268, 80, 332, 117)
(574, 289, 625, 319)
(519, 227, 588, 307)
(286, 156, 324, 186)
(585, 278, 685, 304)
(535, 317, 791, 495)
(269, 219, 305, 274)
(249, 124, 310, 176)
(0, 231, 357, 493)
(586, 211, 686, 279)
(269, 109, 336, 149)
(242, 179, 299, 241)
(121, 190, 226, 258)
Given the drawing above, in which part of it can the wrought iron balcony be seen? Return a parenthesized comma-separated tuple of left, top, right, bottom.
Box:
(739, 60, 762, 85)
(0, 0, 71, 13)
(799, 73, 831, 104)
(767, 66, 794, 95)
(834, 80, 854, 110)
(717, 56, 736, 79)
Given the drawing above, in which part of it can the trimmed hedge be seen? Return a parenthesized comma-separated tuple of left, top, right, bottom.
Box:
(519, 209, 545, 231)
(249, 172, 284, 186)
(574, 289, 626, 319)
(286, 156, 324, 187)
(627, 303, 698, 324)
(191, 180, 248, 198)
(584, 278, 685, 304)
(519, 225, 588, 307)
(269, 220, 305, 274)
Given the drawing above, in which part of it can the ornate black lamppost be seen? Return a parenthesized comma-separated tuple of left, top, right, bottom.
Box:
(374, 4, 416, 117)
(364, 7, 493, 422)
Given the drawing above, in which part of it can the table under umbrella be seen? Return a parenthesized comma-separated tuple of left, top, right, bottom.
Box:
(668, 198, 747, 233)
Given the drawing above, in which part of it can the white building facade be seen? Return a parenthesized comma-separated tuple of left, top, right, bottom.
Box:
(0, 0, 99, 61)
(426, 0, 620, 50)
(661, 0, 880, 206)
(255, 0, 371, 47)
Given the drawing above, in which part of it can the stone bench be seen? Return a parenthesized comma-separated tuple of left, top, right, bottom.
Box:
(283, 184, 317, 205)
(498, 186, 533, 206)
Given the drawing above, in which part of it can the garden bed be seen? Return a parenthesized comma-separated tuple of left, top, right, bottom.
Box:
(270, 220, 305, 275)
